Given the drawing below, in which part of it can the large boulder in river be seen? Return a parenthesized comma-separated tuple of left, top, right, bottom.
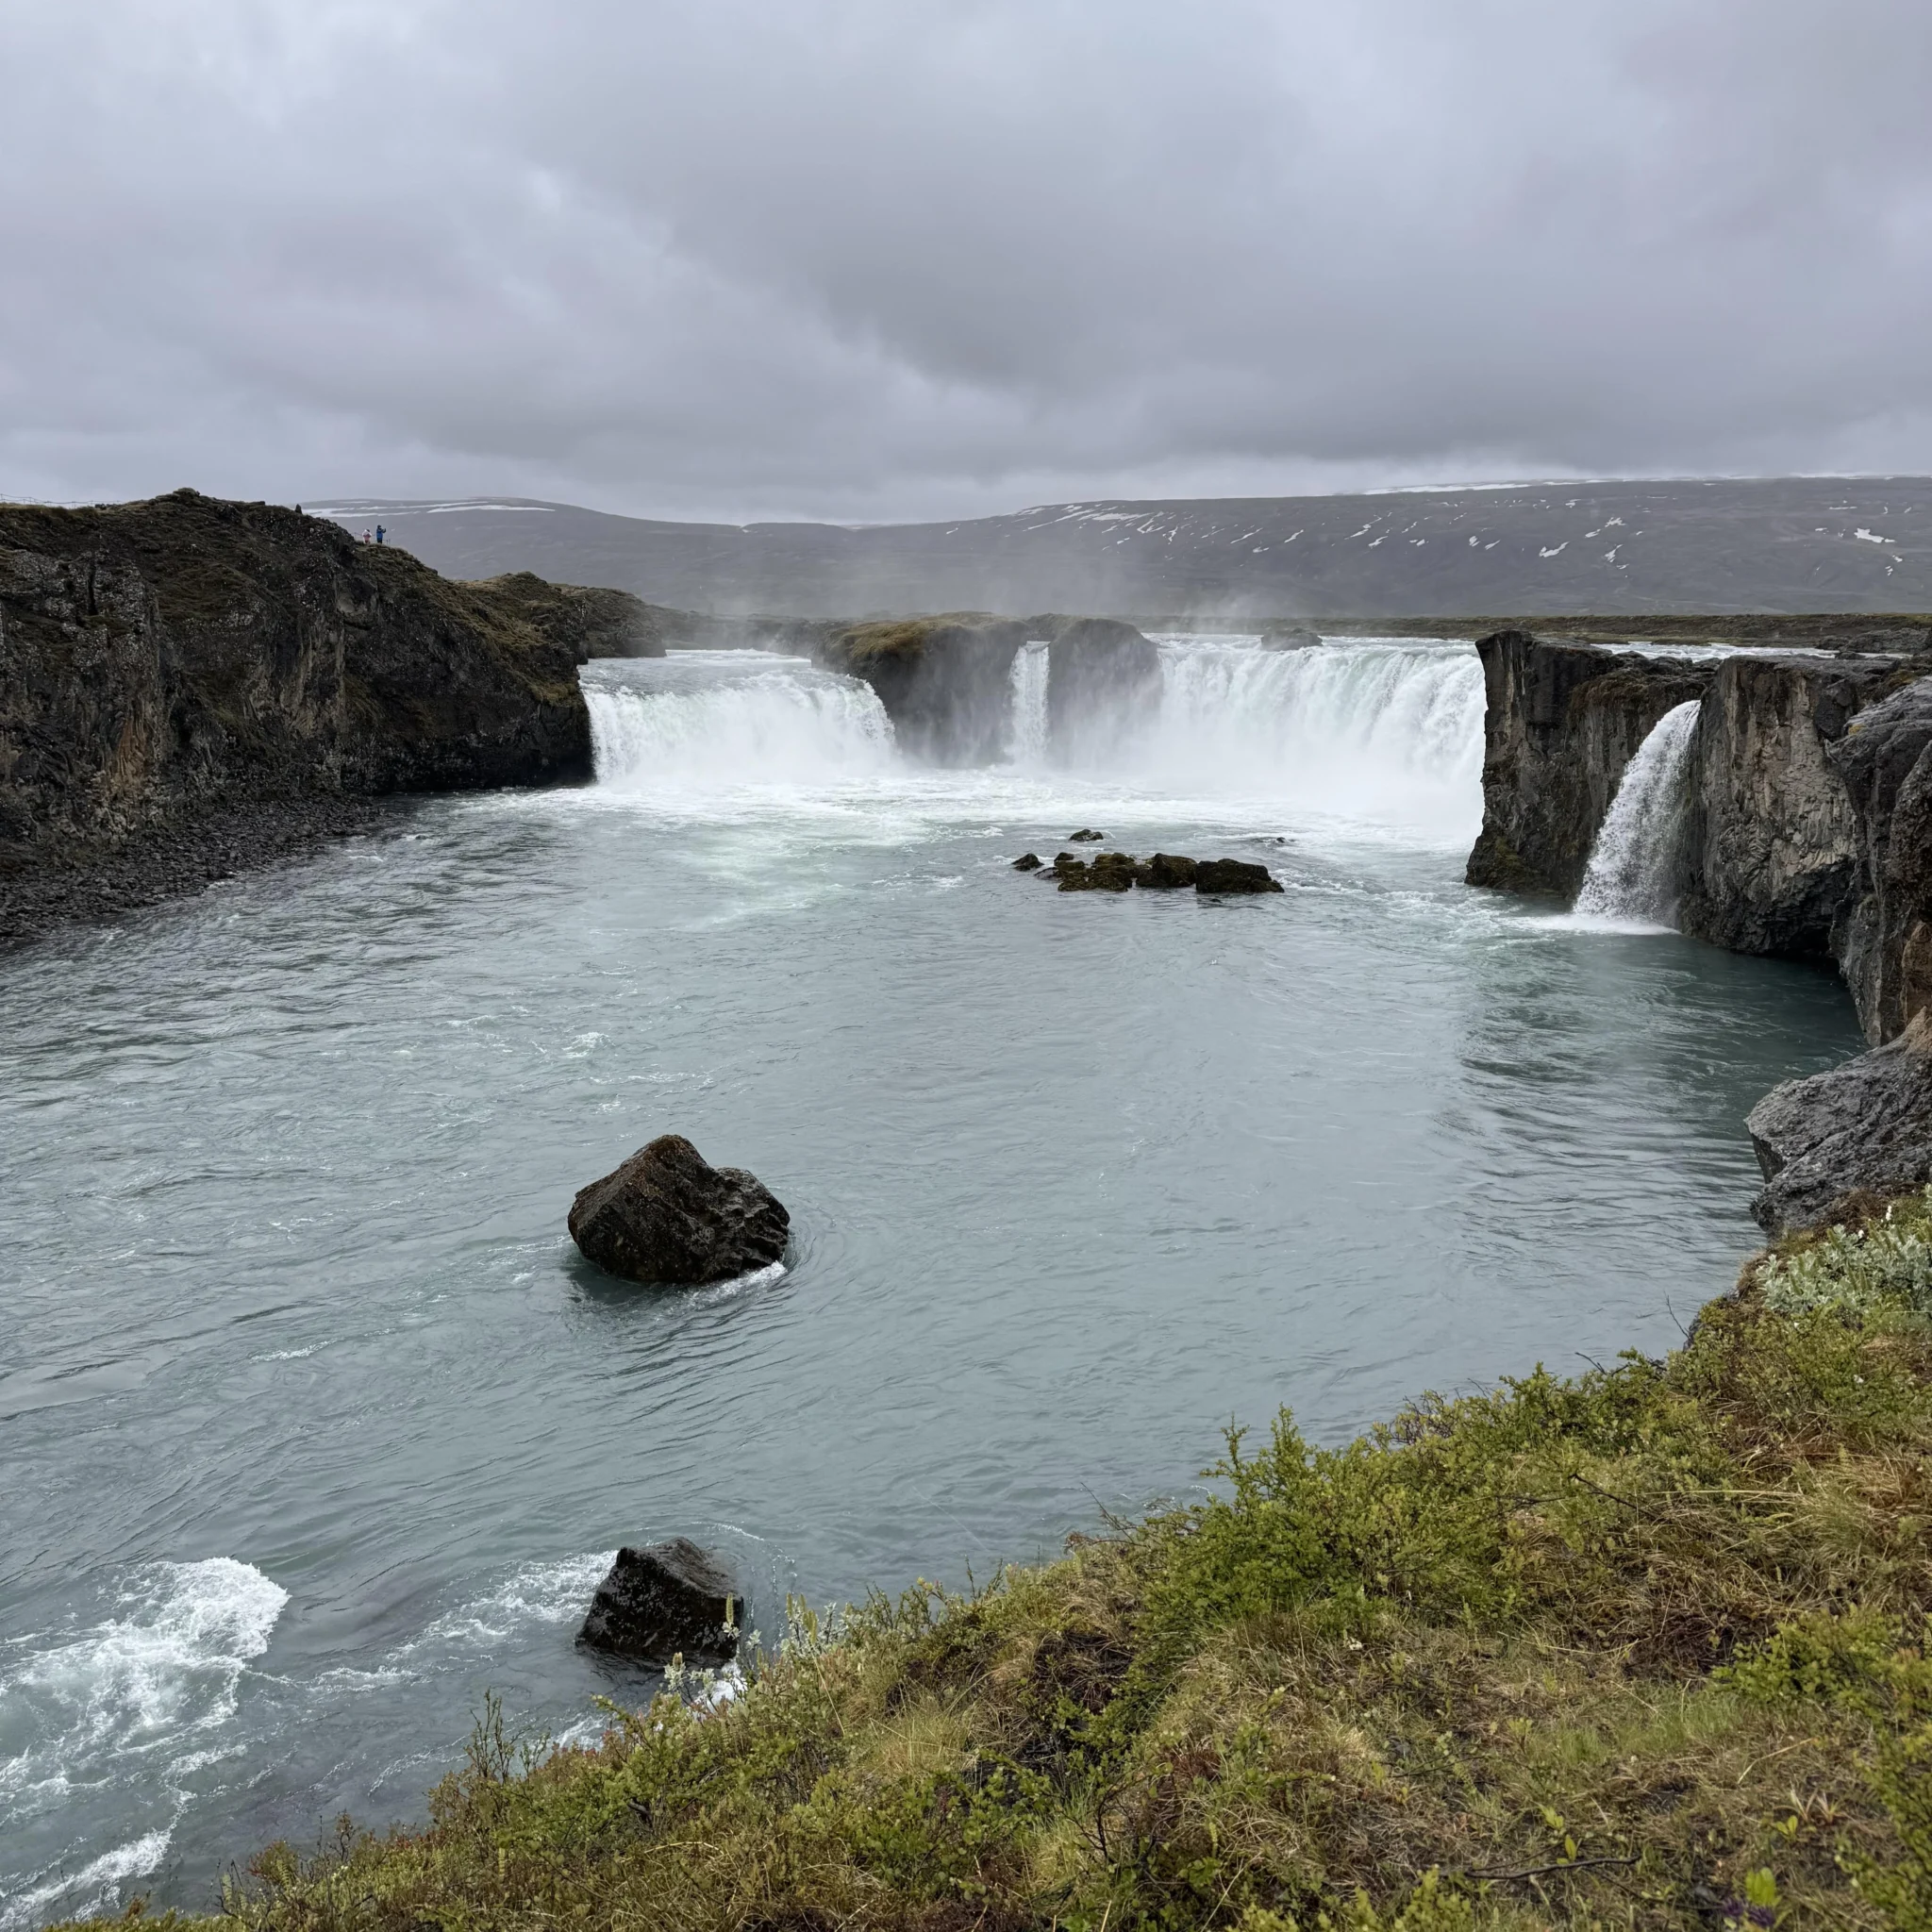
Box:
(578, 1539, 741, 1665)
(1135, 853, 1199, 889)
(568, 1135, 789, 1284)
(1195, 858, 1284, 894)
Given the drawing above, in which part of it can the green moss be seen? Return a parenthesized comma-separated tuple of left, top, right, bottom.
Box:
(82, 1191, 1932, 1932)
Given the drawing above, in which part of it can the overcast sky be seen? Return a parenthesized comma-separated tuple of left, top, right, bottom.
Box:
(3, 1, 1929, 522)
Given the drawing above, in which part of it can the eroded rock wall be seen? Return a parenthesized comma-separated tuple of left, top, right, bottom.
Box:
(0, 490, 591, 870)
(1463, 630, 1711, 898)
(1677, 657, 1897, 961)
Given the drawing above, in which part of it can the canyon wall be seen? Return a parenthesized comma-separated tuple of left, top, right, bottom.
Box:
(1464, 625, 1932, 1229)
(1, 491, 593, 932)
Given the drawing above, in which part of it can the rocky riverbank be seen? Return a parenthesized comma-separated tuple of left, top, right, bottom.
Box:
(0, 491, 606, 942)
(1462, 624, 1932, 1226)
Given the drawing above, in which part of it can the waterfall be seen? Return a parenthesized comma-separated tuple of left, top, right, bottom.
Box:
(1008, 641, 1050, 766)
(1573, 700, 1701, 924)
(1129, 640, 1487, 832)
(585, 657, 896, 795)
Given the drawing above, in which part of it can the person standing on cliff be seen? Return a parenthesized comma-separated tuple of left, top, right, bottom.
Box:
(375, 525, 386, 544)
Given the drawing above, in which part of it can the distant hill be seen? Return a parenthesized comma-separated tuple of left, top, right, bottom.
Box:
(310, 477, 1932, 619)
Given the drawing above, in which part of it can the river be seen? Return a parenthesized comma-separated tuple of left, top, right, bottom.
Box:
(0, 638, 1861, 1924)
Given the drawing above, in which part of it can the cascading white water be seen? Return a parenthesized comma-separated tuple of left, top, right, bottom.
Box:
(585, 656, 896, 795)
(1126, 640, 1487, 832)
(1573, 699, 1701, 925)
(1007, 641, 1050, 766)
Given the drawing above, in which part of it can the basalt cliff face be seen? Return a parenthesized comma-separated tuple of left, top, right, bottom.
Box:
(1464, 625, 1932, 1228)
(1, 491, 592, 937)
(1463, 630, 1712, 899)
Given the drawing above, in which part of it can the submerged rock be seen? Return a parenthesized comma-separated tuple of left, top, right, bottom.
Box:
(1259, 625, 1323, 651)
(1011, 852, 1042, 872)
(578, 1539, 741, 1665)
(1194, 858, 1284, 894)
(568, 1134, 789, 1285)
(1068, 828, 1106, 841)
(1747, 1021, 1932, 1233)
(1135, 853, 1199, 889)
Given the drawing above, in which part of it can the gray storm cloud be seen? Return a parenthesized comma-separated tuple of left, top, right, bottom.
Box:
(2, 0, 1929, 518)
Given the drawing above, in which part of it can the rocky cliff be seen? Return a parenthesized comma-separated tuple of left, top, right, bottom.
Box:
(1676, 655, 1903, 962)
(1463, 630, 1711, 898)
(1462, 625, 1932, 1228)
(1, 490, 592, 937)
(816, 612, 1159, 764)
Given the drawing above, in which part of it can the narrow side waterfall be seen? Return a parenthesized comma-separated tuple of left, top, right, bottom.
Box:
(1131, 641, 1487, 833)
(1573, 700, 1701, 924)
(1007, 641, 1050, 766)
(584, 656, 896, 794)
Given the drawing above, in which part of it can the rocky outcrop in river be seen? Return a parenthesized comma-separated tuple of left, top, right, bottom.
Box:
(1, 491, 593, 939)
(568, 1134, 790, 1285)
(816, 612, 1159, 764)
(578, 1539, 741, 1665)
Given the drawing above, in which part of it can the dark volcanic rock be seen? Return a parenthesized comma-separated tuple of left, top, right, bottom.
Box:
(1068, 828, 1106, 841)
(1031, 617, 1162, 750)
(1829, 676, 1932, 1041)
(568, 1134, 789, 1285)
(468, 571, 667, 661)
(578, 1539, 741, 1665)
(1747, 1021, 1932, 1233)
(1259, 624, 1323, 650)
(1677, 654, 1902, 963)
(1011, 852, 1042, 872)
(1135, 852, 1199, 889)
(816, 613, 1027, 763)
(1195, 858, 1284, 894)
(1, 490, 592, 940)
(1464, 630, 1712, 898)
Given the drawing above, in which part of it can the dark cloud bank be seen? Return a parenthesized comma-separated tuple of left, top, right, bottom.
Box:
(3, 0, 1930, 522)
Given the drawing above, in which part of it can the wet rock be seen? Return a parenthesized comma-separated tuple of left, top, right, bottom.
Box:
(816, 613, 1028, 764)
(1135, 853, 1199, 889)
(1747, 1019, 1932, 1233)
(1011, 852, 1042, 872)
(1464, 631, 1712, 899)
(568, 1134, 789, 1285)
(578, 1538, 741, 1665)
(1068, 828, 1106, 841)
(1087, 852, 1137, 892)
(1195, 858, 1284, 894)
(1259, 625, 1323, 651)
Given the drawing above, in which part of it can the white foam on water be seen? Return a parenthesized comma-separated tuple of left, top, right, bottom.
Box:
(1568, 699, 1702, 929)
(0, 1559, 286, 1926)
(1007, 641, 1050, 767)
(1124, 640, 1486, 839)
(407, 1552, 615, 1656)
(586, 656, 895, 802)
(1, 1829, 173, 1931)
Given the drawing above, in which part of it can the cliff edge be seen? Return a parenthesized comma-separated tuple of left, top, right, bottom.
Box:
(1, 490, 593, 939)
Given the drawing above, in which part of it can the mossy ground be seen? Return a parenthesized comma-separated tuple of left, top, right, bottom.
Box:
(92, 1193, 1932, 1932)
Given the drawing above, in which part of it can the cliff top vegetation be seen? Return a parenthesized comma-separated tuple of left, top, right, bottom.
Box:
(88, 1191, 1932, 1932)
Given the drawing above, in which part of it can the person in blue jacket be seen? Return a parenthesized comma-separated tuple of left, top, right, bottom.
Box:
(375, 525, 386, 544)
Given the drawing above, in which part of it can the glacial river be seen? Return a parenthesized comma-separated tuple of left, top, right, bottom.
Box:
(0, 640, 1862, 1924)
